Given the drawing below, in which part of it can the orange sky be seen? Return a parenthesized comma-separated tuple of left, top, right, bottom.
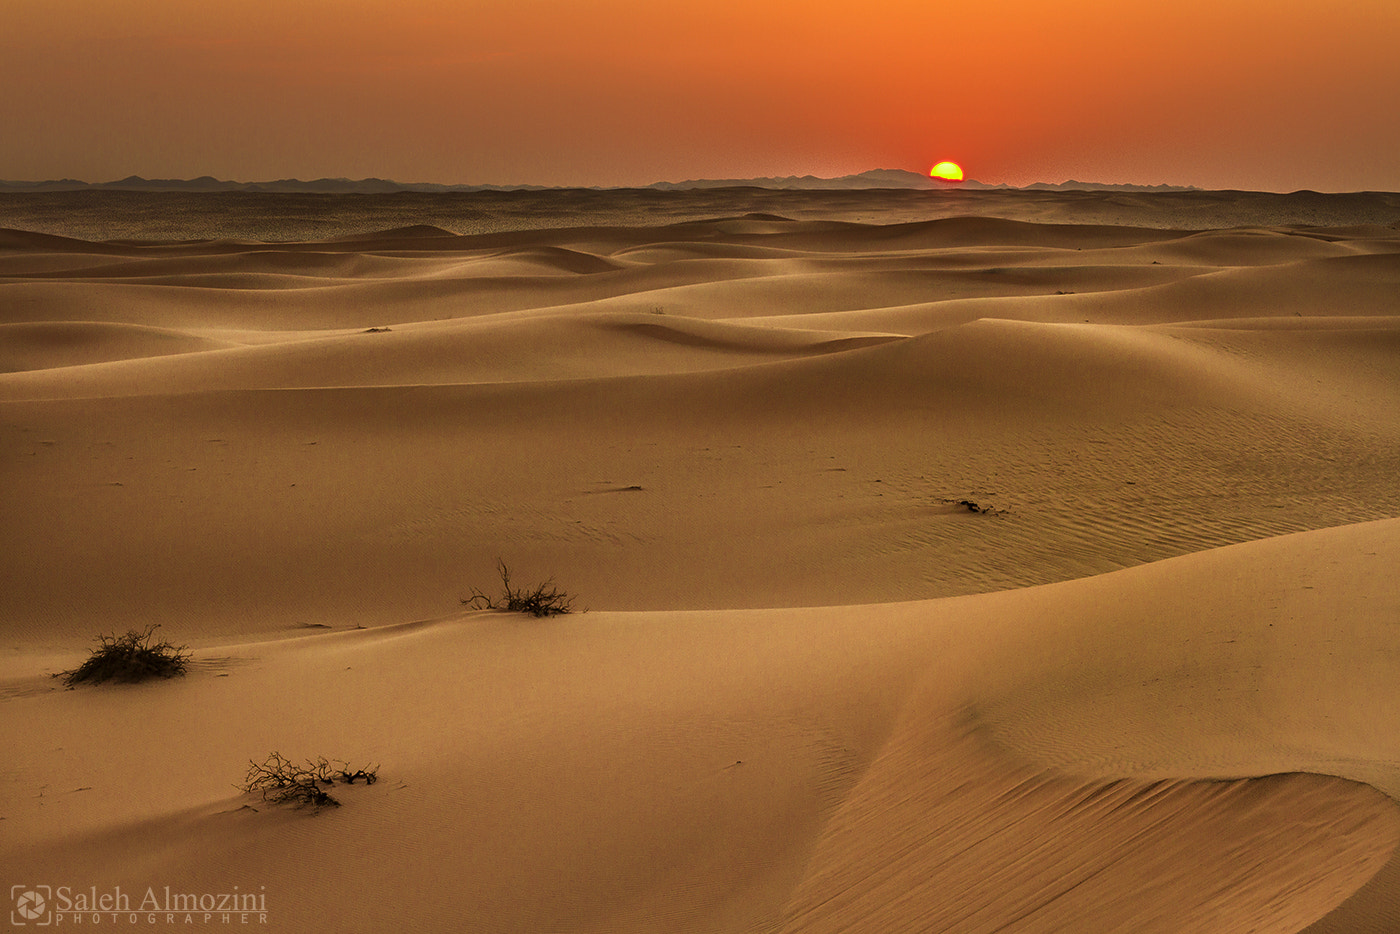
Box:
(4, 0, 1398, 191)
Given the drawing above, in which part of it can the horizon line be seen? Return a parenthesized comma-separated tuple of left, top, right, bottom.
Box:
(0, 169, 1195, 190)
(1, 172, 1390, 196)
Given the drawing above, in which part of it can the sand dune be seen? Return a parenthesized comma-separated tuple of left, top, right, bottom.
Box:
(5, 525, 1398, 933)
(0, 321, 235, 372)
(0, 312, 901, 401)
(2, 190, 1398, 932)
(6, 186, 1398, 242)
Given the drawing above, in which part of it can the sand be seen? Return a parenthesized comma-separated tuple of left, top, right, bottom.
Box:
(2, 189, 1398, 932)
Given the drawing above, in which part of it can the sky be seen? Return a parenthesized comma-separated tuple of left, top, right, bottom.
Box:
(3, 0, 1399, 192)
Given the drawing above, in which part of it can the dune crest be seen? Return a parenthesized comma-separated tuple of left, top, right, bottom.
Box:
(782, 721, 1397, 934)
(784, 518, 1400, 934)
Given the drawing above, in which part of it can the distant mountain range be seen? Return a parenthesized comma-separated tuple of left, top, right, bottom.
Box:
(0, 170, 1200, 194)
(0, 175, 539, 194)
(649, 170, 1200, 193)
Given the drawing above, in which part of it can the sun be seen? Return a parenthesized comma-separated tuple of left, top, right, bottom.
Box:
(929, 161, 964, 182)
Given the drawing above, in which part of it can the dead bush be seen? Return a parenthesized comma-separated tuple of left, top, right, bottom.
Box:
(242, 753, 379, 810)
(464, 560, 575, 617)
(59, 626, 190, 686)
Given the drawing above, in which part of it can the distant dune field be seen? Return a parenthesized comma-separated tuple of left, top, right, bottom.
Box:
(2, 189, 1398, 933)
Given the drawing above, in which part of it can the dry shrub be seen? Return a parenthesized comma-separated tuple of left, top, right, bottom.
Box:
(59, 626, 190, 686)
(242, 753, 379, 809)
(464, 560, 575, 617)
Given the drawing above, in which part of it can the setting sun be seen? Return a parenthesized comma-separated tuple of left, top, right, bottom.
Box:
(930, 161, 964, 182)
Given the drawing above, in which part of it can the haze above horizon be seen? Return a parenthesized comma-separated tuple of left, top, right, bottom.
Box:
(4, 0, 1398, 194)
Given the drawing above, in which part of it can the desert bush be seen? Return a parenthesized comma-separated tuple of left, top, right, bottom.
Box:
(242, 753, 379, 809)
(464, 560, 575, 617)
(59, 625, 190, 686)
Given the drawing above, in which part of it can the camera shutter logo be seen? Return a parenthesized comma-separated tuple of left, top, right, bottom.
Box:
(10, 886, 52, 925)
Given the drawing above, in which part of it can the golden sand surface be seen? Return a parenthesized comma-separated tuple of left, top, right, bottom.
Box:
(2, 189, 1398, 932)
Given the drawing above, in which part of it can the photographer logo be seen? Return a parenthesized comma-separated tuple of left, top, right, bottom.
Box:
(9, 884, 266, 925)
(11, 887, 50, 926)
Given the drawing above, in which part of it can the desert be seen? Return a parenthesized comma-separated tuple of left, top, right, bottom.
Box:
(2, 186, 1399, 933)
